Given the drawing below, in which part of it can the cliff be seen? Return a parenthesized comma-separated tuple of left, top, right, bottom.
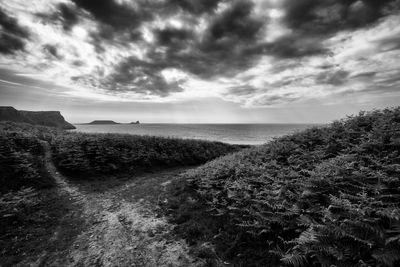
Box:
(0, 106, 75, 129)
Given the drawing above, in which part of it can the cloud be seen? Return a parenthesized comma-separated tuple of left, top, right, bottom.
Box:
(71, 0, 150, 31)
(1, 0, 400, 106)
(228, 85, 258, 96)
(58, 3, 80, 31)
(155, 27, 193, 47)
(316, 69, 350, 86)
(282, 0, 399, 34)
(75, 57, 185, 97)
(43, 44, 63, 60)
(166, 0, 224, 15)
(266, 33, 327, 58)
(0, 7, 30, 54)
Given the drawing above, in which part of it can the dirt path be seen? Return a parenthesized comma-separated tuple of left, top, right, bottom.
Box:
(24, 143, 202, 267)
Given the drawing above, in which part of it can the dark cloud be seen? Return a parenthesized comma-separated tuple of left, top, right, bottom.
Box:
(268, 0, 400, 60)
(267, 34, 327, 58)
(282, 0, 399, 34)
(166, 0, 224, 15)
(96, 0, 267, 88)
(155, 1, 265, 78)
(59, 3, 80, 31)
(16, 0, 398, 98)
(71, 0, 151, 31)
(0, 33, 26, 54)
(155, 28, 193, 47)
(316, 69, 350, 86)
(88, 58, 184, 97)
(35, 3, 80, 32)
(228, 85, 258, 96)
(206, 1, 263, 42)
(43, 44, 63, 60)
(0, 8, 30, 54)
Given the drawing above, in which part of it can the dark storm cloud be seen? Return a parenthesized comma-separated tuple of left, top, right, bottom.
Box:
(71, 0, 151, 31)
(89, 57, 184, 97)
(266, 34, 327, 58)
(36, 3, 80, 32)
(4, 0, 398, 100)
(264, 0, 400, 60)
(282, 0, 399, 34)
(166, 0, 224, 15)
(94, 0, 268, 94)
(155, 28, 193, 47)
(153, 1, 265, 77)
(0, 8, 30, 54)
(59, 3, 80, 31)
(205, 1, 263, 42)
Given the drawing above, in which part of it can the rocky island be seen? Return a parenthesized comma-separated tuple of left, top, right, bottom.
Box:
(86, 120, 120, 125)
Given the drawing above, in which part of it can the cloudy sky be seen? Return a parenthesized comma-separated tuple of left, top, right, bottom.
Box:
(0, 0, 400, 123)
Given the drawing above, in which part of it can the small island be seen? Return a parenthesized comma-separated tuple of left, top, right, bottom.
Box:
(87, 120, 120, 125)
(130, 121, 140, 124)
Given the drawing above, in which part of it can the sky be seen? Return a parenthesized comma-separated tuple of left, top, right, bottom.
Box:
(0, 0, 400, 123)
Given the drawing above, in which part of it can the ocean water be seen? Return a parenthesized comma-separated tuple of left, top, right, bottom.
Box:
(72, 123, 316, 145)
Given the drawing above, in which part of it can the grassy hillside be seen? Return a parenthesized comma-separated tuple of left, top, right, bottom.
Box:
(164, 107, 400, 267)
(0, 121, 241, 265)
(51, 133, 242, 177)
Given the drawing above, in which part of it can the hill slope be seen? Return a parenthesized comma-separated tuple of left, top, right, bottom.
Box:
(164, 107, 400, 267)
(0, 106, 75, 129)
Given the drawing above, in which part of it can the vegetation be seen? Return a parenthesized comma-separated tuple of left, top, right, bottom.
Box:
(163, 107, 400, 267)
(51, 133, 242, 177)
(0, 122, 83, 266)
(0, 121, 241, 265)
(0, 128, 55, 193)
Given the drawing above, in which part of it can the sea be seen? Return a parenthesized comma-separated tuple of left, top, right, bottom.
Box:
(72, 123, 317, 145)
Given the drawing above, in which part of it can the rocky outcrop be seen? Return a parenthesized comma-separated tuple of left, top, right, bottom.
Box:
(87, 120, 119, 125)
(0, 106, 75, 129)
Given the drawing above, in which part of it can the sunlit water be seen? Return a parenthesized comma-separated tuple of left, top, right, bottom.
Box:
(72, 123, 317, 145)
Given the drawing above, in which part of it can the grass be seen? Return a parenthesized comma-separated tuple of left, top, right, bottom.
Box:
(162, 107, 400, 267)
(0, 187, 85, 266)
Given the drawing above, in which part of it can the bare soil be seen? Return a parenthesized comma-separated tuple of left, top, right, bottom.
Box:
(10, 143, 203, 267)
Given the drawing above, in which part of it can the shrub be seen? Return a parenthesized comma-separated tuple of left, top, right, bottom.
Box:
(0, 131, 54, 193)
(51, 133, 242, 177)
(164, 107, 400, 266)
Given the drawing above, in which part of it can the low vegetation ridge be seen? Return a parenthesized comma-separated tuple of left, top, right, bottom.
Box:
(0, 121, 241, 184)
(51, 132, 243, 177)
(163, 107, 400, 267)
